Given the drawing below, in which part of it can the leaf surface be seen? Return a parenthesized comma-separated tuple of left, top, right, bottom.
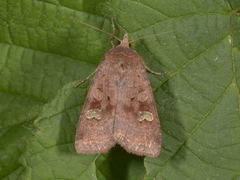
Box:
(0, 0, 239, 180)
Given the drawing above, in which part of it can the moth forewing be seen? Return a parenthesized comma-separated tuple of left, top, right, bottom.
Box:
(74, 58, 116, 154)
(75, 34, 161, 157)
(111, 44, 161, 157)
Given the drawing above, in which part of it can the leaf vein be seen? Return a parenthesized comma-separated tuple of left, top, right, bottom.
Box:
(153, 35, 229, 92)
(153, 81, 232, 177)
(185, 145, 240, 172)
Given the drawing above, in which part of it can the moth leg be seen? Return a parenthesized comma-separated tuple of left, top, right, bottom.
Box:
(74, 68, 98, 87)
(144, 63, 164, 76)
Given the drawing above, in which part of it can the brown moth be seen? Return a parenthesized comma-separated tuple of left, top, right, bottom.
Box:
(75, 34, 161, 157)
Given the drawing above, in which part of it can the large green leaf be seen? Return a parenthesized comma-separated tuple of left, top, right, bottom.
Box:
(0, 0, 239, 179)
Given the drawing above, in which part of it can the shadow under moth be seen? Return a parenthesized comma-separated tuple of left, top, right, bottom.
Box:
(75, 33, 161, 158)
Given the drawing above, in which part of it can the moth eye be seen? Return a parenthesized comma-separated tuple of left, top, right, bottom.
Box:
(107, 96, 110, 101)
(138, 111, 153, 122)
(86, 108, 101, 120)
(137, 91, 148, 102)
(130, 97, 135, 101)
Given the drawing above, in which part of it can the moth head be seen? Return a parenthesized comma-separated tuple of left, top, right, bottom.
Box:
(119, 34, 130, 48)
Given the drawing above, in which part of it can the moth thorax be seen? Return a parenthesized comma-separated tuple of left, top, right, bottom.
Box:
(138, 111, 153, 122)
(86, 108, 101, 120)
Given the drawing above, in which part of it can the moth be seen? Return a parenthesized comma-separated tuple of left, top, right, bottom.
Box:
(75, 33, 161, 157)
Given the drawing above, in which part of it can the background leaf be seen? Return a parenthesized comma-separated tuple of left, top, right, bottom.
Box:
(0, 0, 239, 180)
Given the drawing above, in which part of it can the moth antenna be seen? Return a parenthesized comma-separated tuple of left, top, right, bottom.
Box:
(72, 17, 121, 42)
(110, 18, 118, 47)
(129, 28, 181, 44)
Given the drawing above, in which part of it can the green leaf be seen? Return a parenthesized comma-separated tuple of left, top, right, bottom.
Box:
(0, 0, 239, 180)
